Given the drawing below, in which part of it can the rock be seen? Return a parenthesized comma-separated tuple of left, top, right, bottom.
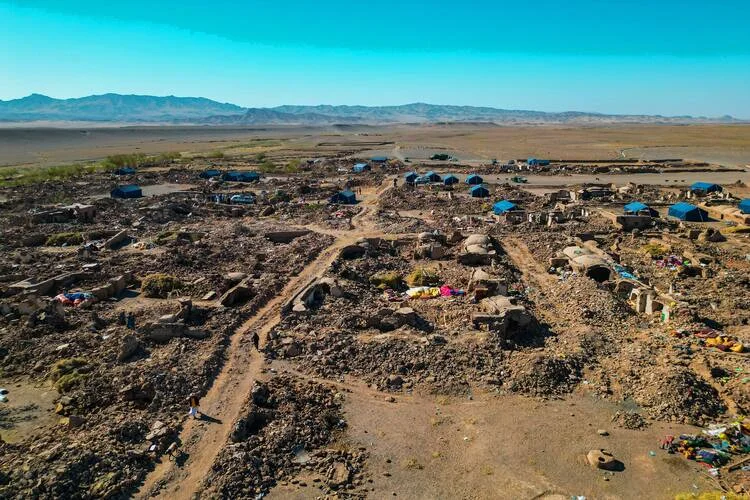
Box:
(251, 382, 270, 406)
(386, 374, 403, 388)
(587, 449, 619, 470)
(260, 206, 275, 216)
(328, 462, 351, 489)
(59, 415, 85, 428)
(427, 334, 447, 345)
(117, 334, 140, 362)
(393, 307, 417, 327)
(597, 429, 609, 436)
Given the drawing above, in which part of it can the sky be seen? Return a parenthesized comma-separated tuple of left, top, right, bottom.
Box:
(2, 0, 749, 117)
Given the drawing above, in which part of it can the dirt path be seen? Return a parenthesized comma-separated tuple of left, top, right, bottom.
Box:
(501, 236, 557, 289)
(138, 180, 391, 499)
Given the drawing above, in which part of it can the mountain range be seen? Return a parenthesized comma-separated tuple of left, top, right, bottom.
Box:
(0, 93, 741, 125)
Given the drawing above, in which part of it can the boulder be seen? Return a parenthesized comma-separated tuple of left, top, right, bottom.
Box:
(328, 462, 351, 489)
(587, 449, 619, 470)
(118, 334, 140, 362)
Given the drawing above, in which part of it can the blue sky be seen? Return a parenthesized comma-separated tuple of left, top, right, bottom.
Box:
(2, 0, 749, 117)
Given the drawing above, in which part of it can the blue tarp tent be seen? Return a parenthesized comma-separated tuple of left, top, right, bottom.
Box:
(223, 171, 260, 182)
(370, 156, 388, 163)
(528, 158, 550, 167)
(352, 163, 370, 173)
(740, 199, 750, 214)
(330, 190, 357, 205)
(404, 172, 418, 184)
(690, 182, 722, 194)
(623, 201, 658, 216)
(111, 185, 142, 199)
(114, 167, 136, 175)
(465, 174, 483, 185)
(668, 202, 708, 221)
(424, 171, 441, 183)
(199, 169, 222, 179)
(443, 174, 459, 185)
(493, 200, 518, 215)
(470, 185, 489, 198)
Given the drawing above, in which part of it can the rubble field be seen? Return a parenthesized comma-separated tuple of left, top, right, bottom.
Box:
(0, 151, 749, 499)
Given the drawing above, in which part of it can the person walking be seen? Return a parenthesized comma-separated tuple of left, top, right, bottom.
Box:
(251, 331, 260, 351)
(188, 394, 201, 419)
(126, 312, 136, 329)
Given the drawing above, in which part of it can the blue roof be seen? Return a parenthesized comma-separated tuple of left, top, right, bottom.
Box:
(354, 163, 368, 168)
(624, 201, 649, 213)
(341, 190, 355, 197)
(493, 200, 518, 214)
(404, 171, 418, 179)
(690, 181, 721, 191)
(443, 174, 459, 183)
(466, 174, 482, 180)
(118, 184, 141, 193)
(739, 199, 750, 214)
(371, 156, 388, 161)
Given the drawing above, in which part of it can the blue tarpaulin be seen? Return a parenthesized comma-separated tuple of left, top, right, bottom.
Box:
(404, 172, 418, 183)
(443, 174, 459, 185)
(739, 199, 750, 214)
(199, 169, 222, 179)
(470, 185, 489, 198)
(330, 190, 357, 204)
(493, 200, 518, 214)
(110, 185, 142, 199)
(690, 182, 722, 193)
(668, 202, 708, 221)
(623, 201, 657, 216)
(223, 171, 260, 182)
(465, 174, 483, 185)
(424, 171, 441, 182)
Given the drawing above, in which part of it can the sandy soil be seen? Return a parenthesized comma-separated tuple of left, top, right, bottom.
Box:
(3, 124, 750, 168)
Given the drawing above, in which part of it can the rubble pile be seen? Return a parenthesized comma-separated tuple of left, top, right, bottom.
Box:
(203, 376, 368, 498)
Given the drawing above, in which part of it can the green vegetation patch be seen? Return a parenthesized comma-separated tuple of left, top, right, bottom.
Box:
(141, 273, 183, 298)
(45, 232, 84, 246)
(406, 267, 440, 287)
(50, 357, 90, 393)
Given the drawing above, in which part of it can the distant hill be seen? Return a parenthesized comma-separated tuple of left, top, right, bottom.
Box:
(0, 93, 246, 121)
(0, 94, 742, 124)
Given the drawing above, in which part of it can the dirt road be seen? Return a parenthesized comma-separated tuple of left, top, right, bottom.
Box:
(138, 180, 390, 499)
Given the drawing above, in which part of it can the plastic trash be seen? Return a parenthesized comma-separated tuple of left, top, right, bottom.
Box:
(0, 394, 7, 403)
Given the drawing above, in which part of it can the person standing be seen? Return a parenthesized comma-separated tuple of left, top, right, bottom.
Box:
(126, 312, 136, 329)
(188, 394, 201, 419)
(251, 331, 260, 351)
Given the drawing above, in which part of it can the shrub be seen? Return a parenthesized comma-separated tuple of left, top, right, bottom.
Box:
(50, 357, 90, 393)
(45, 232, 84, 246)
(641, 243, 669, 258)
(406, 267, 440, 286)
(369, 272, 403, 290)
(141, 273, 183, 298)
